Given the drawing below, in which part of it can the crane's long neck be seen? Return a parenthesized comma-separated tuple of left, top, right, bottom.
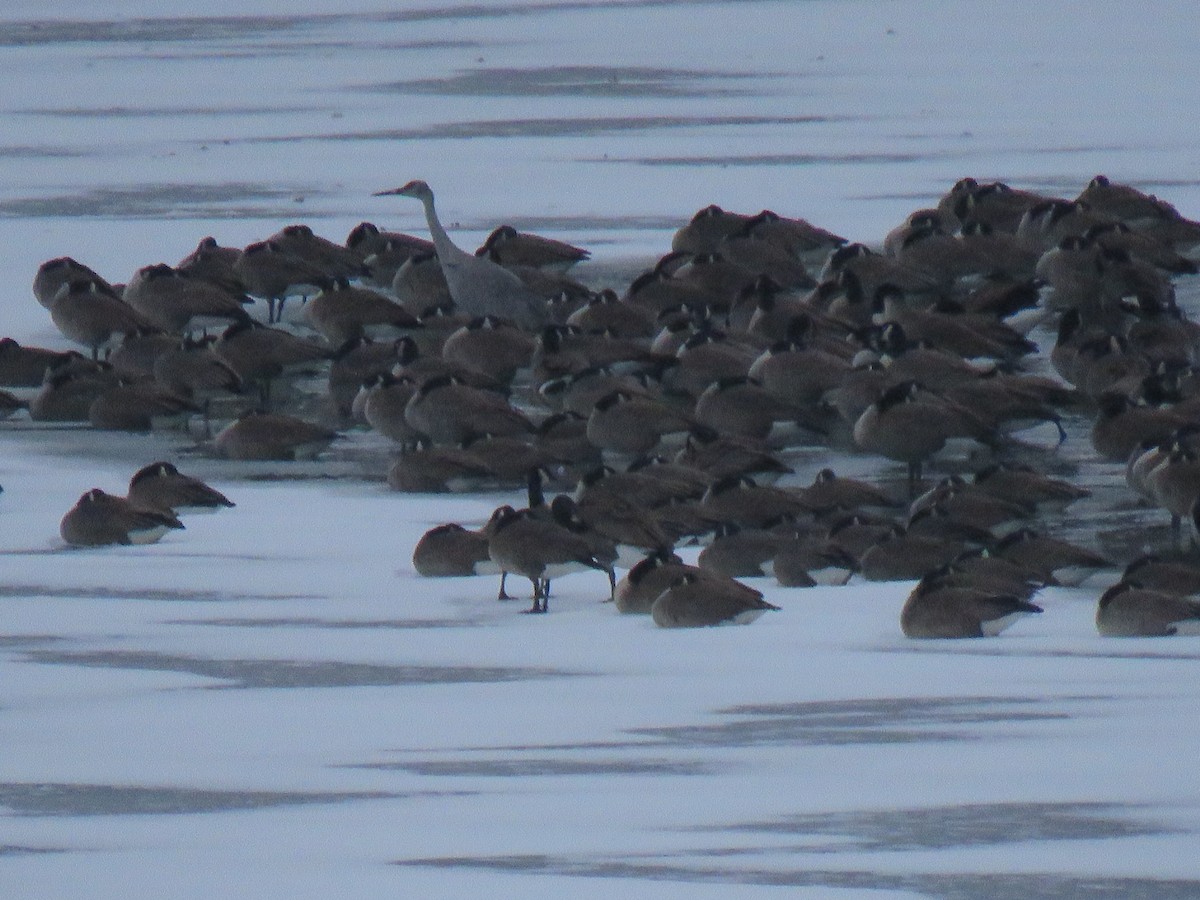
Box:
(419, 194, 464, 265)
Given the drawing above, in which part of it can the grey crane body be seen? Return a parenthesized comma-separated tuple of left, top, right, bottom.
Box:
(374, 181, 549, 331)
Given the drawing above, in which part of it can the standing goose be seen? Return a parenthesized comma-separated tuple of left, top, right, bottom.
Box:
(47, 279, 157, 360)
(61, 488, 184, 547)
(484, 504, 611, 613)
(373, 181, 549, 330)
(34, 257, 116, 309)
(122, 263, 251, 334)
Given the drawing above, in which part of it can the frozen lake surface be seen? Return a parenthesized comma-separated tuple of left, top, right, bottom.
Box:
(3, 1, 1200, 896)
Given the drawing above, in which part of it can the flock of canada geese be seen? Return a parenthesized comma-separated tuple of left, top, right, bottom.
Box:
(9, 175, 1200, 636)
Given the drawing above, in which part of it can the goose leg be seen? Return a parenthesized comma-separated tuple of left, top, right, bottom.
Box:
(497, 571, 512, 601)
(524, 577, 548, 614)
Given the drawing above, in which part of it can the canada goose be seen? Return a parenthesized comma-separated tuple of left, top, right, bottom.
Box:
(0, 337, 78, 387)
(268, 223, 367, 282)
(821, 360, 895, 428)
(771, 539, 858, 587)
(900, 573, 1043, 639)
(533, 324, 662, 382)
(824, 512, 902, 560)
(748, 329, 853, 406)
(883, 209, 954, 256)
(667, 327, 760, 397)
(151, 337, 243, 411)
(623, 266, 721, 317)
(666, 251, 761, 312)
(1121, 554, 1200, 596)
(740, 208, 846, 267)
(534, 411, 603, 471)
(232, 240, 332, 323)
(1089, 392, 1193, 462)
(214, 319, 328, 384)
(1077, 175, 1188, 229)
(303, 279, 420, 345)
(572, 469, 676, 566)
(440, 315, 536, 384)
(992, 528, 1110, 586)
(937, 548, 1047, 598)
(1084, 220, 1198, 275)
(1145, 441, 1200, 537)
(460, 434, 562, 483)
(1069, 334, 1152, 399)
(585, 389, 694, 457)
(88, 380, 199, 431)
(697, 522, 790, 578)
(941, 179, 1053, 234)
(326, 337, 409, 417)
(671, 205, 755, 255)
(674, 425, 791, 482)
(693, 376, 808, 443)
(122, 263, 251, 334)
(475, 224, 590, 272)
(909, 477, 1032, 532)
(392, 250, 454, 316)
(625, 454, 714, 497)
(47, 278, 157, 359)
(538, 364, 654, 416)
(412, 522, 499, 577)
(903, 504, 997, 546)
(866, 322, 996, 391)
(0, 388, 25, 418)
(213, 411, 339, 461)
(614, 550, 691, 613)
(972, 462, 1091, 511)
(699, 475, 813, 528)
(852, 380, 989, 495)
(375, 181, 549, 330)
(33, 257, 117, 308)
(1033, 235, 1113, 320)
(548, 494, 618, 596)
(148, 337, 238, 405)
(28, 363, 118, 422)
(856, 526, 968, 582)
(651, 572, 780, 628)
(890, 221, 1005, 285)
(127, 461, 234, 515)
(484, 504, 611, 613)
(872, 286, 1034, 360)
(175, 236, 249, 297)
(819, 244, 946, 306)
(107, 329, 180, 380)
(386, 440, 495, 492)
(60, 488, 184, 547)
(1018, 199, 1120, 255)
(1096, 580, 1200, 637)
(358, 372, 421, 440)
(346, 220, 432, 261)
(800, 467, 900, 514)
(404, 374, 532, 445)
(565, 290, 656, 338)
(576, 464, 699, 511)
(941, 375, 1067, 443)
(715, 231, 816, 295)
(391, 334, 506, 393)
(359, 231, 438, 289)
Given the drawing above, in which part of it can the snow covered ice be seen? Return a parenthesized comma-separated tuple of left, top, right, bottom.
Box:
(3, 1, 1200, 896)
